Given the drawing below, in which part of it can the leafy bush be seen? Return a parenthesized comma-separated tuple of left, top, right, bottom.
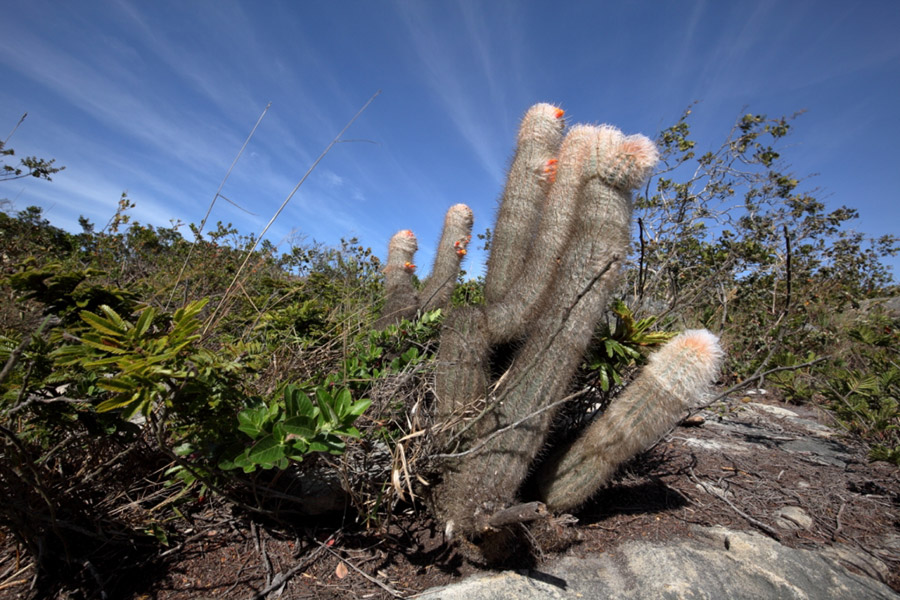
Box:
(219, 384, 371, 472)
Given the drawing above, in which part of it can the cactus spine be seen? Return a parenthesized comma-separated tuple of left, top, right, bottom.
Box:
(538, 329, 724, 511)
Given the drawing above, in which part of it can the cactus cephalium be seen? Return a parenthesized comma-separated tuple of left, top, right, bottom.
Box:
(379, 104, 723, 558)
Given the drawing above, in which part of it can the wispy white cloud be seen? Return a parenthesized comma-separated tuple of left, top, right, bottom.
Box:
(393, 1, 510, 183)
(0, 27, 244, 174)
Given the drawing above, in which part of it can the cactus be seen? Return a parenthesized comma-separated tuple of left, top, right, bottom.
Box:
(376, 204, 473, 329)
(538, 329, 725, 512)
(379, 104, 723, 558)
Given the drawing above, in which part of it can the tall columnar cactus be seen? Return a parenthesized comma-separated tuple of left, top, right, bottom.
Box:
(376, 204, 473, 329)
(380, 104, 723, 558)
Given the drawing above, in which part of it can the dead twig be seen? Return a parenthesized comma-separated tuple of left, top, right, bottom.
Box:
(166, 102, 271, 310)
(692, 357, 829, 412)
(319, 542, 404, 598)
(249, 533, 335, 600)
(688, 467, 781, 541)
(486, 501, 548, 529)
(833, 500, 847, 542)
(222, 547, 255, 597)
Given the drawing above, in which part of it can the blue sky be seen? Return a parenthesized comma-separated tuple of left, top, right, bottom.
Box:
(2, 0, 898, 278)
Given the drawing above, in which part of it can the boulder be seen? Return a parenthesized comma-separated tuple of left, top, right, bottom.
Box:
(417, 525, 898, 599)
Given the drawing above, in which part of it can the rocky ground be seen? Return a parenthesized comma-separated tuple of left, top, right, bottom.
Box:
(2, 392, 897, 599)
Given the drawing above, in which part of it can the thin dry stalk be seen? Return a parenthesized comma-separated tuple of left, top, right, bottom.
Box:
(203, 90, 382, 336)
(166, 102, 271, 310)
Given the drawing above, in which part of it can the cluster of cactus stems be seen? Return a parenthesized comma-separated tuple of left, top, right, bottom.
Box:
(376, 204, 474, 329)
(380, 103, 723, 555)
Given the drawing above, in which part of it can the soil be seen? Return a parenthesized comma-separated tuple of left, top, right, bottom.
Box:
(2, 393, 898, 599)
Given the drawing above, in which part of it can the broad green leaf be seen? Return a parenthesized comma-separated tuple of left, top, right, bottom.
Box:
(218, 457, 238, 470)
(599, 367, 610, 392)
(334, 388, 352, 417)
(317, 388, 339, 425)
(603, 339, 616, 358)
(272, 422, 287, 444)
(308, 440, 330, 453)
(283, 416, 316, 439)
(286, 446, 309, 461)
(231, 451, 257, 473)
(284, 386, 300, 418)
(248, 435, 285, 464)
(284, 385, 315, 418)
(338, 426, 361, 439)
(237, 407, 268, 438)
(621, 345, 641, 359)
(319, 436, 346, 454)
(346, 398, 371, 419)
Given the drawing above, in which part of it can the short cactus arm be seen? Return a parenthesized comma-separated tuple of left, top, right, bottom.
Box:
(538, 329, 724, 512)
(378, 204, 473, 328)
(421, 204, 474, 313)
(376, 229, 419, 328)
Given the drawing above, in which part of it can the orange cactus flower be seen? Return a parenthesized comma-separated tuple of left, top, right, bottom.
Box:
(544, 157, 560, 183)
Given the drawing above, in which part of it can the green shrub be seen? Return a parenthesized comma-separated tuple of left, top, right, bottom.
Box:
(219, 383, 371, 472)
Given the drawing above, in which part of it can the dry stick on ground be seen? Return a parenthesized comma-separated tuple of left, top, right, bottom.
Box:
(203, 90, 381, 336)
(319, 542, 404, 598)
(0, 564, 32, 592)
(222, 548, 256, 597)
(688, 466, 781, 540)
(248, 533, 336, 600)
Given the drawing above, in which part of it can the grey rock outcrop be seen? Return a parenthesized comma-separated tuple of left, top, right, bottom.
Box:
(417, 525, 898, 600)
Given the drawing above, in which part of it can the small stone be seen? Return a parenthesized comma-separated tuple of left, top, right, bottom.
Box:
(774, 506, 813, 530)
